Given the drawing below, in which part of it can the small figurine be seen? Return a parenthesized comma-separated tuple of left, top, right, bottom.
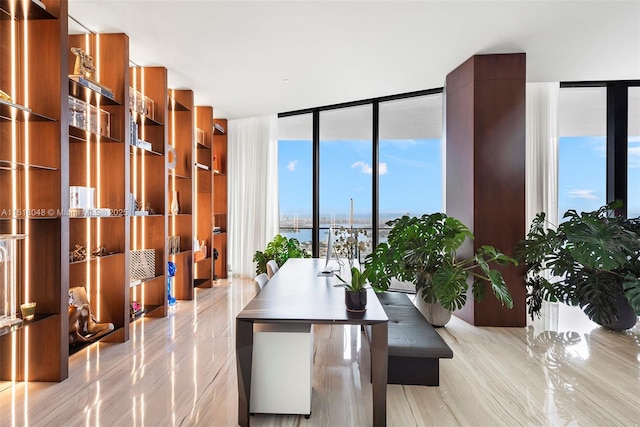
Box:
(91, 246, 107, 257)
(71, 47, 96, 80)
(145, 202, 155, 215)
(70, 244, 87, 262)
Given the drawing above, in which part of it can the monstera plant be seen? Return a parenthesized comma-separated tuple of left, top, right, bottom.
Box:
(253, 234, 310, 275)
(515, 201, 640, 330)
(366, 213, 516, 324)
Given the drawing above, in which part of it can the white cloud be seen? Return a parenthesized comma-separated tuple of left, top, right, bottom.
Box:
(287, 160, 298, 171)
(629, 146, 640, 168)
(351, 161, 388, 175)
(568, 189, 598, 200)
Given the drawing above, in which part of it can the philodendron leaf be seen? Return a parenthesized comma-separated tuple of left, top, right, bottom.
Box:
(433, 267, 468, 311)
(622, 275, 640, 315)
(472, 278, 486, 302)
(488, 270, 513, 309)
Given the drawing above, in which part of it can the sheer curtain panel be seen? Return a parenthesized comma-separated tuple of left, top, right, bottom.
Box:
(526, 82, 560, 325)
(228, 114, 279, 278)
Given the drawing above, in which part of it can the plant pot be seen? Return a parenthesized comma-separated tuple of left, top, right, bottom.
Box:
(345, 289, 367, 312)
(598, 292, 638, 331)
(414, 288, 451, 327)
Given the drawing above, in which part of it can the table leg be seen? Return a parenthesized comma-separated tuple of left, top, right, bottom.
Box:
(370, 322, 388, 427)
(236, 319, 254, 427)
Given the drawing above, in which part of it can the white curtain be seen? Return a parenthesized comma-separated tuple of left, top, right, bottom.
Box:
(228, 114, 279, 278)
(525, 82, 560, 327)
(526, 82, 559, 228)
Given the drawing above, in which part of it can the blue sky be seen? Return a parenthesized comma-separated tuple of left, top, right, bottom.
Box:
(280, 135, 640, 222)
(279, 139, 442, 220)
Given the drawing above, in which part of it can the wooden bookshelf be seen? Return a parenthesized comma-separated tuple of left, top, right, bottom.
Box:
(129, 66, 167, 319)
(67, 32, 130, 346)
(168, 89, 193, 299)
(0, 0, 69, 382)
(193, 106, 213, 288)
(212, 118, 227, 279)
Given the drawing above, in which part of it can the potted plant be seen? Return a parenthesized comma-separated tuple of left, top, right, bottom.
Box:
(366, 213, 516, 326)
(514, 201, 640, 330)
(253, 234, 310, 275)
(335, 266, 380, 312)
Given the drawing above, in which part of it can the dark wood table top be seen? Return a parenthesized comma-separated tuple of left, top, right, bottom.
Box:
(237, 258, 388, 325)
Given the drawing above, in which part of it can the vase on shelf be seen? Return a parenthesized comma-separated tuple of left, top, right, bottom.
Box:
(170, 190, 179, 215)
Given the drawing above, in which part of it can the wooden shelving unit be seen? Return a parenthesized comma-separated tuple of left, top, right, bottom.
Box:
(67, 32, 130, 347)
(168, 89, 193, 299)
(193, 106, 213, 288)
(0, 0, 69, 382)
(212, 119, 227, 279)
(129, 66, 168, 319)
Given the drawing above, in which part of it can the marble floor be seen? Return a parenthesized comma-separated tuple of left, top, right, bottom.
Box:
(1, 276, 639, 426)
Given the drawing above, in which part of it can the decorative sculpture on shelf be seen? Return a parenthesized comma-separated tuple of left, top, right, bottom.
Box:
(145, 202, 155, 215)
(68, 286, 114, 345)
(0, 89, 12, 103)
(167, 261, 177, 306)
(70, 244, 87, 262)
(71, 47, 97, 80)
(170, 191, 179, 215)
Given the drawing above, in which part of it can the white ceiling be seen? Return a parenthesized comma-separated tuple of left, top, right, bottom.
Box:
(68, 0, 640, 120)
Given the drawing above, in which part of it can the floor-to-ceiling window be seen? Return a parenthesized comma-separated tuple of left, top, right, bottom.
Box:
(378, 93, 443, 242)
(278, 113, 313, 253)
(558, 87, 607, 219)
(319, 105, 372, 258)
(278, 89, 443, 256)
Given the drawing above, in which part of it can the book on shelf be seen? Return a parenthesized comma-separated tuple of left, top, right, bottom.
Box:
(213, 123, 225, 134)
(69, 74, 115, 100)
(195, 162, 211, 171)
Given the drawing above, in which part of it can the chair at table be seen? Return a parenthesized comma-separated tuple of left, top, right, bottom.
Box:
(250, 271, 313, 417)
(266, 260, 279, 278)
(254, 273, 269, 294)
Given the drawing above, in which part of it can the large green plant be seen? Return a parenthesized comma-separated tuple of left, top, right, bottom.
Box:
(366, 213, 516, 311)
(253, 234, 310, 275)
(514, 201, 640, 325)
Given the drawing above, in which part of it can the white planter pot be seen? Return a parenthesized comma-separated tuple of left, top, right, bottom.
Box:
(413, 288, 452, 327)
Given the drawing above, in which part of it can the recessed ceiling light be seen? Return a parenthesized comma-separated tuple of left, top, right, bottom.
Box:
(283, 78, 289, 83)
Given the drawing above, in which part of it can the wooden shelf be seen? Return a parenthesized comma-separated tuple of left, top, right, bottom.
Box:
(129, 145, 163, 157)
(0, 0, 69, 382)
(0, 159, 59, 171)
(130, 65, 169, 319)
(0, 0, 57, 21)
(0, 313, 55, 338)
(69, 79, 121, 106)
(212, 118, 228, 279)
(0, 99, 57, 122)
(131, 112, 162, 126)
(69, 125, 121, 143)
(69, 328, 119, 356)
(168, 89, 194, 299)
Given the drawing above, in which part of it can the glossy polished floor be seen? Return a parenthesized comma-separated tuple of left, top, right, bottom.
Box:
(1, 276, 639, 426)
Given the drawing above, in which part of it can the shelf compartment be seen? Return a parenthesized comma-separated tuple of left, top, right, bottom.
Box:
(0, 0, 57, 21)
(131, 112, 162, 127)
(169, 173, 190, 180)
(0, 160, 58, 171)
(0, 99, 57, 122)
(129, 145, 163, 157)
(69, 252, 124, 266)
(0, 313, 55, 338)
(69, 79, 120, 106)
(213, 123, 225, 135)
(68, 328, 118, 356)
(69, 126, 120, 144)
(168, 97, 189, 112)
